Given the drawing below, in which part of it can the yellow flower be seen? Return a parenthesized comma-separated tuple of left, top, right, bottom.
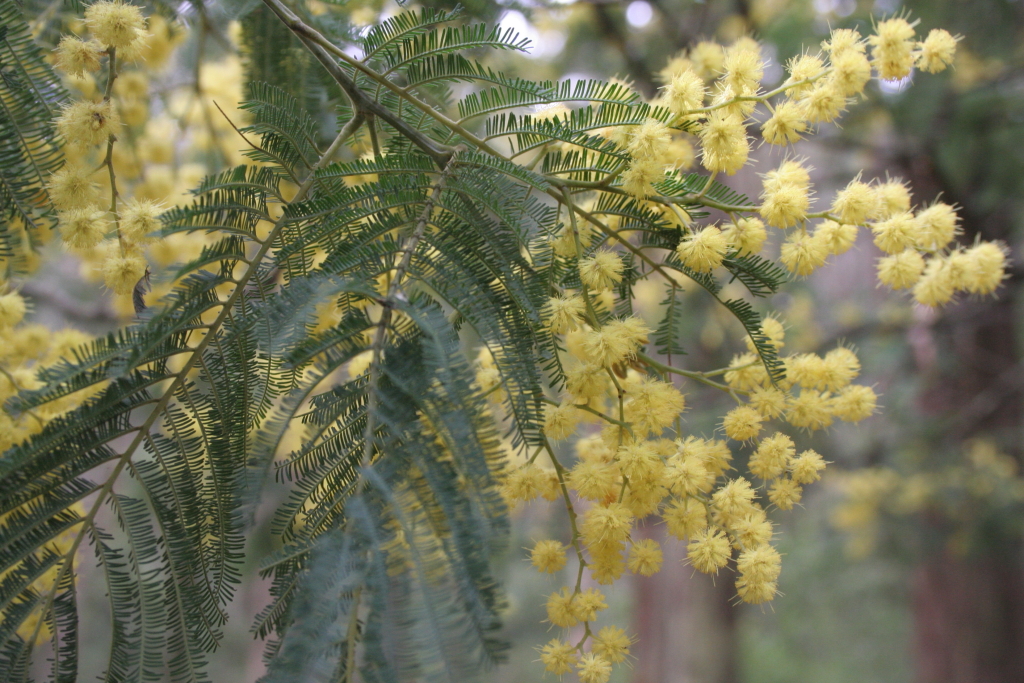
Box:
(621, 158, 663, 198)
(800, 80, 846, 123)
(748, 432, 795, 480)
(545, 588, 578, 628)
(665, 450, 714, 497)
(917, 29, 958, 74)
(760, 181, 810, 229)
(54, 36, 104, 76)
(543, 401, 581, 440)
(785, 390, 834, 431)
(47, 165, 99, 210)
(58, 208, 108, 250)
(831, 178, 877, 225)
(502, 466, 546, 505)
(722, 217, 766, 256)
(676, 225, 730, 273)
(572, 587, 607, 622)
(84, 0, 147, 50)
(913, 257, 956, 307)
(548, 294, 586, 334)
(698, 111, 748, 175)
(768, 477, 802, 510)
(102, 252, 147, 295)
(780, 231, 828, 276)
(592, 626, 632, 664)
(568, 459, 620, 502)
(790, 449, 827, 484)
(871, 212, 920, 254)
(829, 50, 872, 96)
(663, 499, 707, 539)
(539, 639, 577, 675)
(786, 54, 825, 92)
(120, 199, 162, 245)
(874, 179, 912, 218)
(822, 28, 865, 58)
(0, 292, 27, 328)
(689, 41, 725, 81)
(877, 250, 925, 289)
(564, 362, 607, 401)
(57, 100, 121, 147)
(815, 220, 858, 256)
(748, 386, 788, 419)
(722, 43, 764, 93)
(830, 385, 877, 422)
(914, 202, 959, 251)
(623, 375, 685, 436)
(721, 405, 762, 441)
(686, 526, 731, 574)
(735, 544, 781, 604)
(579, 250, 624, 290)
(626, 118, 671, 162)
(761, 100, 807, 146)
(821, 346, 861, 392)
(627, 538, 663, 576)
(662, 69, 705, 115)
(530, 540, 567, 574)
(580, 502, 634, 548)
(576, 653, 613, 683)
(961, 242, 1007, 295)
(870, 17, 917, 81)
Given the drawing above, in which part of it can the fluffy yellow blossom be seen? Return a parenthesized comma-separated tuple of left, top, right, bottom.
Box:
(663, 499, 707, 539)
(579, 250, 624, 290)
(870, 17, 917, 81)
(735, 544, 781, 604)
(871, 212, 920, 254)
(800, 81, 846, 123)
(568, 459, 620, 502)
(503, 466, 546, 504)
(665, 452, 714, 497)
(545, 588, 578, 628)
(689, 41, 725, 80)
(592, 626, 632, 664)
(830, 385, 877, 422)
(543, 402, 582, 440)
(725, 352, 768, 391)
(539, 639, 577, 675)
(768, 477, 802, 510)
(0, 292, 27, 328)
(589, 546, 626, 585)
(616, 441, 662, 482)
(829, 49, 873, 96)
(572, 587, 608, 621)
(662, 69, 705, 115)
(54, 36, 104, 76)
(815, 220, 859, 256)
(913, 257, 956, 307)
(732, 510, 774, 548)
(699, 111, 748, 175)
(877, 249, 926, 289)
(749, 432, 795, 480)
(548, 295, 586, 334)
(84, 1, 147, 50)
(57, 100, 121, 147)
(102, 252, 147, 294)
(915, 202, 959, 251)
(120, 199, 162, 244)
(760, 182, 810, 229)
(531, 540, 567, 573)
(58, 208, 108, 250)
(687, 527, 731, 574)
(917, 29, 958, 73)
(790, 449, 827, 484)
(676, 226, 730, 273)
(831, 178, 877, 225)
(962, 242, 1007, 295)
(875, 179, 912, 218)
(722, 217, 766, 256)
(623, 376, 685, 435)
(627, 118, 671, 162)
(621, 159, 662, 198)
(722, 43, 764, 93)
(785, 390, 834, 431)
(748, 386, 788, 419)
(47, 165, 99, 210)
(580, 503, 634, 549)
(623, 539, 663, 578)
(761, 100, 807, 146)
(722, 405, 762, 441)
(821, 347, 860, 392)
(576, 653, 613, 683)
(565, 362, 607, 401)
(780, 231, 828, 276)
(786, 53, 825, 92)
(583, 319, 647, 368)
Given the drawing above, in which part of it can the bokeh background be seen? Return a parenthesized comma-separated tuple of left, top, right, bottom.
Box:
(14, 0, 1024, 681)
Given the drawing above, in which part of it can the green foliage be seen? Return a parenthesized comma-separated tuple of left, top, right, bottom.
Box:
(0, 4, 792, 681)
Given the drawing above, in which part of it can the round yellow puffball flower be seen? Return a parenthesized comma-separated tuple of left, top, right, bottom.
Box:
(530, 540, 567, 573)
(621, 159, 662, 198)
(962, 242, 1007, 295)
(698, 111, 749, 175)
(58, 208, 108, 250)
(800, 80, 847, 123)
(568, 459, 620, 502)
(790, 449, 827, 485)
(785, 53, 825, 92)
(576, 653, 613, 683)
(47, 165, 99, 210)
(57, 100, 121, 148)
(768, 477, 802, 510)
(785, 390, 834, 431)
(676, 225, 730, 273)
(579, 250, 624, 290)
(543, 401, 581, 441)
(723, 217, 766, 256)
(572, 587, 608, 622)
(870, 17, 917, 81)
(913, 257, 956, 307)
(545, 588, 578, 628)
(502, 465, 546, 504)
(580, 502, 634, 548)
(102, 251, 147, 295)
(54, 36, 104, 77)
(761, 100, 807, 146)
(539, 639, 577, 675)
(780, 231, 828, 277)
(823, 28, 865, 58)
(662, 69, 705, 116)
(874, 179, 912, 218)
(917, 29, 958, 74)
(626, 118, 671, 163)
(120, 199, 162, 245)
(722, 405, 763, 441)
(815, 220, 859, 256)
(877, 249, 925, 289)
(760, 181, 810, 229)
(663, 499, 707, 539)
(748, 386, 788, 419)
(721, 43, 764, 93)
(627, 538, 663, 576)
(686, 526, 731, 574)
(0, 292, 28, 328)
(830, 385, 877, 422)
(914, 202, 959, 251)
(871, 211, 920, 254)
(829, 49, 872, 97)
(749, 432, 795, 480)
(548, 294, 586, 334)
(592, 625, 632, 664)
(84, 1, 147, 50)
(831, 178, 877, 225)
(735, 544, 781, 604)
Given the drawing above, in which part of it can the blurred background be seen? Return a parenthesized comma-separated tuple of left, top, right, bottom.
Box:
(13, 0, 1024, 681)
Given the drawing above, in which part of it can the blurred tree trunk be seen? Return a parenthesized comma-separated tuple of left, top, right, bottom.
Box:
(631, 524, 736, 683)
